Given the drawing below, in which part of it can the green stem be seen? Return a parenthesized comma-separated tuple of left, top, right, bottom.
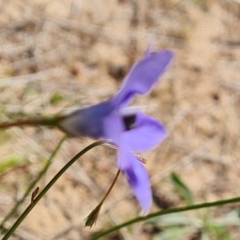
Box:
(92, 196, 240, 240)
(0, 116, 60, 130)
(0, 136, 67, 230)
(2, 140, 105, 240)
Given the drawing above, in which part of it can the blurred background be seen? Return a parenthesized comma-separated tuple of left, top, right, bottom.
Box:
(0, 0, 240, 239)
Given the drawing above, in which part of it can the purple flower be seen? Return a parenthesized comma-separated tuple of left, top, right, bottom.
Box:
(59, 47, 174, 212)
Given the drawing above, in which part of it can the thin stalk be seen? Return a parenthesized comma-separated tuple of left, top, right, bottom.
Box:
(0, 136, 67, 229)
(2, 140, 105, 240)
(85, 170, 121, 227)
(0, 116, 60, 130)
(92, 196, 240, 240)
(101, 169, 120, 204)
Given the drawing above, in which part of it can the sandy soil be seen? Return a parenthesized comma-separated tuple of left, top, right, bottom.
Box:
(0, 0, 240, 239)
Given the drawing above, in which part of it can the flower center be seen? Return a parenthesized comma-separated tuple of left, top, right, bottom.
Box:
(123, 114, 136, 130)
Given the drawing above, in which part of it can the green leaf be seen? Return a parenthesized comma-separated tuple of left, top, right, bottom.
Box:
(149, 213, 202, 227)
(50, 92, 64, 105)
(0, 154, 24, 173)
(171, 172, 195, 205)
(212, 210, 240, 226)
(207, 225, 234, 240)
(153, 226, 193, 240)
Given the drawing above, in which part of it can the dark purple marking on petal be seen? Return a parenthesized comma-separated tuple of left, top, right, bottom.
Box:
(123, 114, 137, 130)
(122, 112, 167, 152)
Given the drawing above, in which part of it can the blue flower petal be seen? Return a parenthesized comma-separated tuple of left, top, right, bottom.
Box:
(110, 50, 174, 107)
(59, 101, 113, 139)
(122, 112, 167, 152)
(102, 111, 124, 144)
(118, 149, 152, 212)
(58, 47, 174, 212)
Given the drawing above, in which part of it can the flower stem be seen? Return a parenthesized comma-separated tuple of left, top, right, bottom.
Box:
(101, 169, 120, 204)
(2, 140, 106, 240)
(0, 116, 60, 130)
(85, 170, 121, 227)
(91, 196, 240, 240)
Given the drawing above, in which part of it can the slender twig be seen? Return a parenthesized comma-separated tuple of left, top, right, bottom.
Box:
(91, 196, 240, 240)
(101, 170, 120, 204)
(0, 136, 67, 229)
(85, 170, 121, 227)
(2, 140, 106, 240)
(0, 119, 44, 129)
(0, 116, 60, 130)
